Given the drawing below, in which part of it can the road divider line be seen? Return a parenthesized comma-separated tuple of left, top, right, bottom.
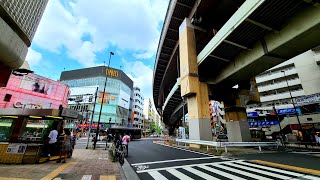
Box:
(131, 156, 220, 166)
(252, 160, 320, 176)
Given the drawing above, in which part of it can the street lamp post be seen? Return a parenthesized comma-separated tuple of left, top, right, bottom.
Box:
(93, 51, 114, 149)
(281, 70, 305, 146)
(86, 87, 98, 149)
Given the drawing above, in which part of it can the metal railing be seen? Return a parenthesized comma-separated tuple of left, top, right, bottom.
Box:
(175, 139, 281, 153)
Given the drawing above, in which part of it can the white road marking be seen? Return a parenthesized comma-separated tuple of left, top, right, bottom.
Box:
(131, 156, 219, 166)
(290, 152, 320, 154)
(154, 142, 215, 156)
(236, 161, 305, 177)
(81, 175, 92, 180)
(224, 161, 290, 179)
(183, 167, 219, 180)
(199, 165, 247, 180)
(148, 171, 168, 180)
(167, 169, 193, 180)
(211, 163, 270, 180)
(136, 160, 244, 173)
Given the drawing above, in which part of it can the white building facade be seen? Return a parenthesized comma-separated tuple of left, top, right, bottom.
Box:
(144, 98, 155, 123)
(247, 48, 320, 135)
(248, 48, 320, 111)
(132, 87, 144, 128)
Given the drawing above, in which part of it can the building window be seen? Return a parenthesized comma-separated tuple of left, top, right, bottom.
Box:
(21, 119, 49, 142)
(0, 119, 14, 142)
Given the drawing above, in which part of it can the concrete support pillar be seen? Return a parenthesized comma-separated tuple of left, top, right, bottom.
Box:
(225, 106, 251, 142)
(179, 18, 212, 142)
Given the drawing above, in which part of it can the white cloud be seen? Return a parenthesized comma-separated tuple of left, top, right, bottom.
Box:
(25, 48, 42, 66)
(122, 59, 154, 99)
(33, 0, 169, 67)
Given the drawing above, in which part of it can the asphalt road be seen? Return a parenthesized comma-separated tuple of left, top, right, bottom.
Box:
(125, 138, 320, 180)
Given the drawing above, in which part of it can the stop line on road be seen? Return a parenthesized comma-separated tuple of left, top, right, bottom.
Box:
(136, 159, 320, 180)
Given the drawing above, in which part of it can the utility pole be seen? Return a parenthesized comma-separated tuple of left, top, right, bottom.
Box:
(94, 52, 114, 149)
(86, 87, 98, 149)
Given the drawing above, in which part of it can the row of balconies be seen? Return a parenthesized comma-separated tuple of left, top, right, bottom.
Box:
(257, 78, 301, 92)
(256, 68, 297, 83)
(260, 89, 305, 102)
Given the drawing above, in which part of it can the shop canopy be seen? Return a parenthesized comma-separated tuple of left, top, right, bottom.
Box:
(0, 108, 82, 120)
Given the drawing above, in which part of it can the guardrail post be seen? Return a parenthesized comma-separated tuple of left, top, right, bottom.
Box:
(259, 146, 261, 151)
(225, 146, 228, 153)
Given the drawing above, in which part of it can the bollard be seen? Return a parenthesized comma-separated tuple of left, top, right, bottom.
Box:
(207, 146, 209, 151)
(225, 146, 228, 153)
(259, 146, 261, 151)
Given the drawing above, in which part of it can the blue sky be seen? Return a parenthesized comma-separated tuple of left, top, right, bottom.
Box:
(26, 0, 169, 99)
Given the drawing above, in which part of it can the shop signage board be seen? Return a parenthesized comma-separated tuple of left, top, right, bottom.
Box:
(61, 108, 78, 118)
(296, 93, 320, 106)
(249, 121, 279, 127)
(277, 108, 296, 115)
(6, 143, 27, 154)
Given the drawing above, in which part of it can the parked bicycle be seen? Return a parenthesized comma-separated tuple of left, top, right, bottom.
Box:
(111, 139, 125, 165)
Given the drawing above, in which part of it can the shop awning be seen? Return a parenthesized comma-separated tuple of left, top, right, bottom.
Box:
(0, 108, 81, 119)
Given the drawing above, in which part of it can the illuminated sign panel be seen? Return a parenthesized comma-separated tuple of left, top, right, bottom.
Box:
(106, 69, 119, 77)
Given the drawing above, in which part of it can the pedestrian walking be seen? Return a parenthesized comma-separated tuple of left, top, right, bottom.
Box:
(47, 127, 58, 160)
(57, 129, 73, 163)
(122, 133, 130, 156)
(315, 133, 320, 145)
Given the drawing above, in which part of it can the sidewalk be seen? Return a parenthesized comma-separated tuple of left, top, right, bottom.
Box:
(0, 148, 123, 180)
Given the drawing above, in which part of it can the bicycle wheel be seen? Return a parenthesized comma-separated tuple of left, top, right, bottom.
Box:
(123, 145, 128, 157)
(119, 153, 124, 165)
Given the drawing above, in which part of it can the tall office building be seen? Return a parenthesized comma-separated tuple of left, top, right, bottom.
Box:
(143, 98, 154, 122)
(132, 87, 144, 128)
(143, 98, 155, 132)
(0, 0, 48, 86)
(60, 66, 133, 127)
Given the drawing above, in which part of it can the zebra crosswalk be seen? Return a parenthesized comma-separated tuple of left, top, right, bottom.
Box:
(137, 160, 320, 180)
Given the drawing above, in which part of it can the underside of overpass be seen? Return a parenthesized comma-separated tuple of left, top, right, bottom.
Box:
(153, 0, 320, 135)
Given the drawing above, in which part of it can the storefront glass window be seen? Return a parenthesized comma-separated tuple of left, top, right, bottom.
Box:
(21, 119, 49, 142)
(0, 119, 14, 142)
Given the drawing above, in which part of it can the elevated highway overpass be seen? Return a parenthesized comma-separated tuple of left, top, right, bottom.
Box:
(153, 0, 320, 140)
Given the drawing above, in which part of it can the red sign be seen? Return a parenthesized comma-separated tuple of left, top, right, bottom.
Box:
(290, 124, 300, 130)
(77, 123, 98, 128)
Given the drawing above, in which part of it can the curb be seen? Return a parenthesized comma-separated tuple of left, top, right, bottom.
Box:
(122, 159, 140, 180)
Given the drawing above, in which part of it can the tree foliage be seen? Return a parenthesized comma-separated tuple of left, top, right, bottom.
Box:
(149, 121, 161, 134)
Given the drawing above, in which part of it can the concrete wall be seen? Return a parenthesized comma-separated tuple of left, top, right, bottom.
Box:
(226, 121, 251, 142)
(0, 18, 27, 69)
